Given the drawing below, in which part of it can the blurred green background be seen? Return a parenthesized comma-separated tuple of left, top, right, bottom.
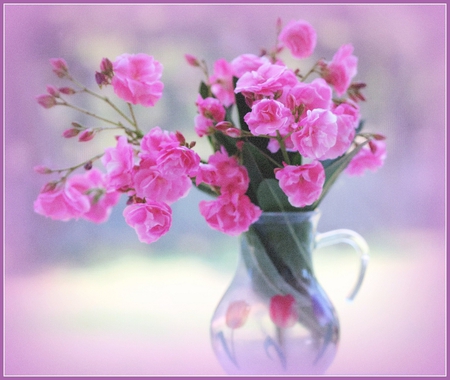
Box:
(4, 4, 446, 376)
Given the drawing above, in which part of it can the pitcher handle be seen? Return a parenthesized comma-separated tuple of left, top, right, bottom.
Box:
(315, 229, 370, 301)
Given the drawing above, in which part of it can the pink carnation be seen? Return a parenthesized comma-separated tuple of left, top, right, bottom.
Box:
(68, 168, 121, 223)
(244, 99, 294, 136)
(156, 146, 200, 179)
(275, 161, 325, 208)
(209, 58, 235, 107)
(102, 136, 135, 191)
(282, 78, 332, 113)
(291, 109, 338, 160)
(235, 63, 298, 97)
(123, 201, 172, 244)
(111, 53, 164, 107)
(199, 193, 262, 236)
(196, 95, 226, 122)
(230, 54, 270, 78)
(194, 114, 213, 137)
(323, 44, 358, 97)
(34, 182, 90, 221)
(345, 139, 387, 176)
(278, 19, 317, 59)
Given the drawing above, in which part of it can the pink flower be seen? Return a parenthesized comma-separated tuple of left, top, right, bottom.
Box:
(139, 126, 180, 162)
(235, 63, 298, 97)
(291, 109, 338, 160)
(196, 149, 249, 195)
(133, 161, 192, 204)
(209, 58, 235, 107)
(196, 95, 226, 123)
(244, 99, 294, 136)
(282, 78, 332, 113)
(323, 44, 358, 97)
(199, 193, 262, 236)
(230, 54, 270, 78)
(194, 114, 213, 137)
(226, 300, 251, 329)
(68, 168, 121, 223)
(102, 136, 135, 191)
(34, 182, 90, 221)
(111, 53, 164, 107)
(123, 201, 172, 244)
(345, 139, 387, 176)
(275, 161, 325, 208)
(269, 294, 298, 328)
(278, 19, 317, 59)
(156, 146, 200, 179)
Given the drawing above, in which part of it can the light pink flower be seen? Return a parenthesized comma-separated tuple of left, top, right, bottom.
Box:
(244, 99, 294, 136)
(230, 54, 270, 78)
(199, 193, 262, 236)
(133, 161, 192, 204)
(323, 44, 358, 97)
(209, 58, 235, 107)
(123, 201, 172, 244)
(326, 102, 360, 158)
(68, 168, 121, 223)
(102, 136, 135, 191)
(139, 126, 180, 162)
(34, 182, 91, 221)
(196, 149, 249, 195)
(269, 294, 298, 328)
(278, 19, 317, 59)
(226, 300, 251, 329)
(345, 139, 387, 176)
(291, 109, 338, 160)
(111, 53, 164, 107)
(234, 63, 298, 97)
(275, 161, 325, 208)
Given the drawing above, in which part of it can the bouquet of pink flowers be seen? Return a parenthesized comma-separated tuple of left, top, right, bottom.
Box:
(34, 18, 386, 244)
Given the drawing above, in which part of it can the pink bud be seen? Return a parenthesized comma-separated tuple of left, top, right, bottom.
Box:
(36, 94, 57, 109)
(78, 129, 95, 142)
(62, 128, 79, 138)
(175, 131, 186, 145)
(41, 181, 58, 193)
(185, 54, 200, 67)
(215, 121, 233, 131)
(95, 72, 109, 87)
(33, 165, 52, 174)
(46, 85, 59, 97)
(225, 128, 241, 138)
(49, 58, 69, 78)
(100, 57, 113, 74)
(59, 87, 76, 95)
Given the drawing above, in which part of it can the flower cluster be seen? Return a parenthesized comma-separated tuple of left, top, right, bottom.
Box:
(34, 18, 386, 243)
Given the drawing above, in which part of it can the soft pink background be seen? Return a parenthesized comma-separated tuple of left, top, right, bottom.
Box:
(4, 4, 446, 376)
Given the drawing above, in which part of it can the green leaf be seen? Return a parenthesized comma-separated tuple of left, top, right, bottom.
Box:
(199, 81, 210, 99)
(256, 178, 297, 212)
(233, 77, 251, 131)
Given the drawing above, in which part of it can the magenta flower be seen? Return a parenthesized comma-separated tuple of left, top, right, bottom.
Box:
(68, 168, 121, 223)
(323, 44, 358, 97)
(244, 99, 294, 136)
(101, 136, 135, 191)
(345, 139, 387, 176)
(123, 201, 172, 244)
(199, 193, 262, 236)
(275, 161, 325, 208)
(139, 126, 180, 163)
(282, 78, 333, 113)
(230, 53, 270, 78)
(291, 109, 338, 160)
(156, 146, 200, 179)
(278, 19, 317, 59)
(34, 182, 90, 221)
(209, 58, 235, 107)
(269, 294, 298, 329)
(111, 53, 164, 107)
(235, 62, 297, 97)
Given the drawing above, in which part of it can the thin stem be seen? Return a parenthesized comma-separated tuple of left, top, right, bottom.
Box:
(246, 140, 284, 169)
(53, 152, 105, 180)
(276, 131, 290, 165)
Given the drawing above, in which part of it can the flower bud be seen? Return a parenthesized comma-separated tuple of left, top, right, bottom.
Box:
(41, 181, 58, 193)
(46, 85, 59, 97)
(225, 128, 241, 138)
(185, 54, 200, 67)
(84, 161, 93, 170)
(62, 128, 79, 138)
(78, 129, 95, 142)
(95, 72, 109, 87)
(100, 57, 113, 74)
(49, 58, 69, 78)
(215, 121, 234, 131)
(372, 133, 386, 141)
(33, 165, 52, 174)
(36, 94, 57, 109)
(59, 87, 76, 95)
(175, 131, 186, 145)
